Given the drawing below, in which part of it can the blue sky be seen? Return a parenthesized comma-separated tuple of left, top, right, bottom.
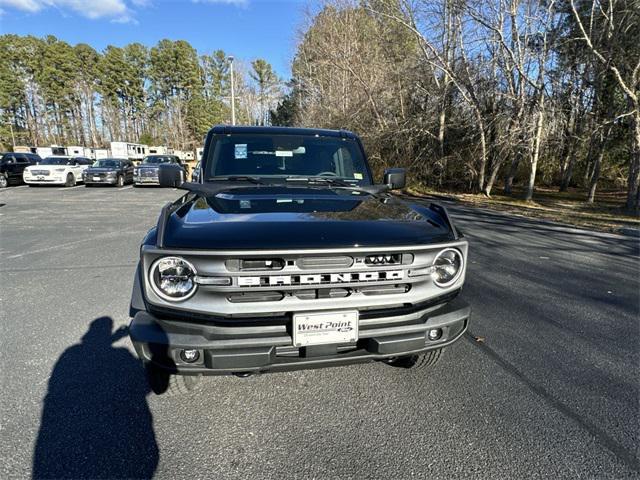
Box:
(0, 0, 307, 78)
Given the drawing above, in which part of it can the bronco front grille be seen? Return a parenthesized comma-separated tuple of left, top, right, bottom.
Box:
(142, 242, 468, 316)
(190, 252, 420, 304)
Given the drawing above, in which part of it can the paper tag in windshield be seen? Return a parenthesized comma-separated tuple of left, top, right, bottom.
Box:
(354, 173, 363, 180)
(234, 144, 247, 159)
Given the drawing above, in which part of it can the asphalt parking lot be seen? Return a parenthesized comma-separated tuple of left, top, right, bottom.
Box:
(1, 184, 639, 479)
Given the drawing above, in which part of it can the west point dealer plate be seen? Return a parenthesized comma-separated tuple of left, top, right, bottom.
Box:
(292, 310, 358, 347)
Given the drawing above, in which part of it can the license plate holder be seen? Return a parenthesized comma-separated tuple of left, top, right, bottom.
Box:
(292, 310, 358, 347)
(92, 176, 101, 181)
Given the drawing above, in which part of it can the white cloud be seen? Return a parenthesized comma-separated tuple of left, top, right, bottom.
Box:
(0, 0, 42, 13)
(0, 0, 140, 21)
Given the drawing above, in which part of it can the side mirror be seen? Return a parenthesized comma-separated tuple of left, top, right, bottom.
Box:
(383, 168, 406, 190)
(158, 163, 184, 187)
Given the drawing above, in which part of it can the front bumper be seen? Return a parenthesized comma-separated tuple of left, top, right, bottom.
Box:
(23, 176, 67, 185)
(134, 178, 159, 185)
(84, 176, 118, 185)
(129, 297, 470, 375)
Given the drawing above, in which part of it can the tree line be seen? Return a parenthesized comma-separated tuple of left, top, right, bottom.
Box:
(274, 0, 639, 211)
(0, 35, 283, 151)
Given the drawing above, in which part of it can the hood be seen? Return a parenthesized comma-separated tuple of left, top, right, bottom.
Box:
(160, 186, 455, 250)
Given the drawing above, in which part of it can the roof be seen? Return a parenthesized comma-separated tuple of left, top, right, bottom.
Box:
(208, 125, 359, 139)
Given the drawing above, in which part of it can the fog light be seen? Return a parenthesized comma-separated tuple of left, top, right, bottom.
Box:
(428, 328, 443, 341)
(180, 349, 200, 363)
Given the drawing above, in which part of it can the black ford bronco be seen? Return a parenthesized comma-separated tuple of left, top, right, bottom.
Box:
(129, 126, 470, 394)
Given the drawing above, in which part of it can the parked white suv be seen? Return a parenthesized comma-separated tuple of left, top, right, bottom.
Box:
(23, 156, 93, 187)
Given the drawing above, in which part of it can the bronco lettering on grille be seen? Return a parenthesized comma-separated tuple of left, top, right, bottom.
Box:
(237, 270, 404, 287)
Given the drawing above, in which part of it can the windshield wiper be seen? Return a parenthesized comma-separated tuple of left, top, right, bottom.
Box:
(209, 175, 266, 185)
(285, 176, 357, 188)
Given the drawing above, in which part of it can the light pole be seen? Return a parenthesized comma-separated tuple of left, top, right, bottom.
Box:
(228, 55, 236, 126)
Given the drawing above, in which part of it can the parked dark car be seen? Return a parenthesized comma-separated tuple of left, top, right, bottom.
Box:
(191, 160, 201, 182)
(0, 152, 41, 187)
(83, 158, 134, 187)
(129, 125, 470, 395)
(133, 155, 187, 186)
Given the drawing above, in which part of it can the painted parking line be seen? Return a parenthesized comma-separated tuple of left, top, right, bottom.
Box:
(58, 185, 84, 191)
(14, 185, 29, 189)
(119, 185, 133, 191)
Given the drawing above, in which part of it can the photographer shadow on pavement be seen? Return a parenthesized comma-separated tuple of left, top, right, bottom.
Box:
(32, 317, 159, 479)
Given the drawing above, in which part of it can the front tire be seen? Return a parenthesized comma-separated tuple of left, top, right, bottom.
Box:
(0, 175, 8, 188)
(145, 364, 200, 396)
(386, 348, 444, 370)
(64, 173, 75, 187)
(116, 175, 124, 187)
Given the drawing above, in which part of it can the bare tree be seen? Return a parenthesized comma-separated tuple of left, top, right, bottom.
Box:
(570, 0, 640, 210)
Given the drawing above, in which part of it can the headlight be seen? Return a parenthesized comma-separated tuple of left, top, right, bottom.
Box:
(107, 171, 116, 177)
(134, 169, 139, 175)
(432, 248, 463, 287)
(149, 256, 197, 301)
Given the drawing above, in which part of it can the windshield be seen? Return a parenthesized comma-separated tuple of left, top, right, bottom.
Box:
(41, 157, 72, 165)
(142, 156, 172, 164)
(92, 159, 121, 168)
(204, 134, 372, 184)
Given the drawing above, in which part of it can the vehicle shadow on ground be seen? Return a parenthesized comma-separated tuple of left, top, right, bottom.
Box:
(32, 317, 159, 479)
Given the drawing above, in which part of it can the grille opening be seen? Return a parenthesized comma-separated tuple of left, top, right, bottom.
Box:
(227, 291, 284, 303)
(365, 253, 413, 266)
(297, 256, 353, 269)
(360, 284, 411, 296)
(276, 344, 358, 358)
(226, 258, 285, 271)
(294, 288, 351, 300)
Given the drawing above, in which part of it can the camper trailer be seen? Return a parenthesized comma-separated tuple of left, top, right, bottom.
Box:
(110, 142, 148, 161)
(35, 146, 64, 158)
(91, 148, 110, 160)
(147, 145, 168, 155)
(171, 149, 194, 161)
